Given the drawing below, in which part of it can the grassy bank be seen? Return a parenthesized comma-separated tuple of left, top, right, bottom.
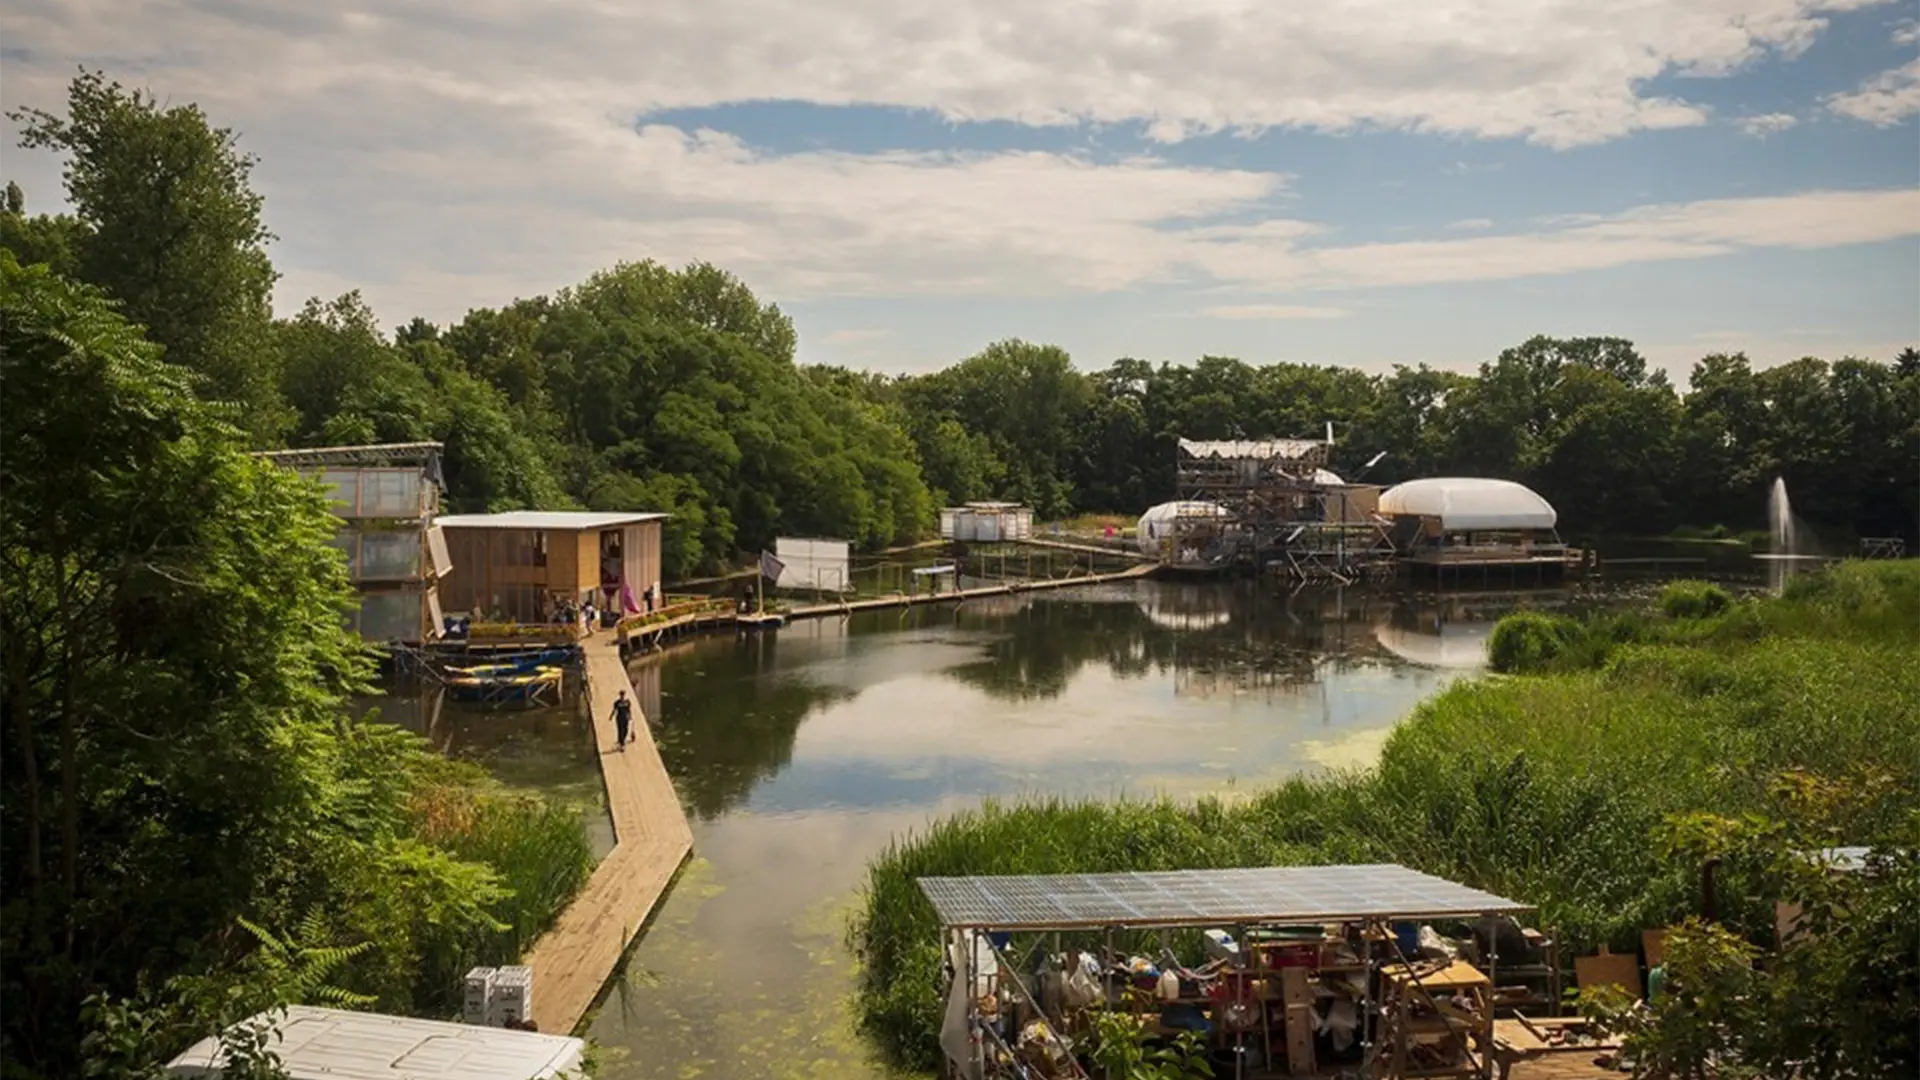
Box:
(849, 561, 1920, 1071)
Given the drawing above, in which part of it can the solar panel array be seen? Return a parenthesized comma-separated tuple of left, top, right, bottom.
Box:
(917, 864, 1528, 930)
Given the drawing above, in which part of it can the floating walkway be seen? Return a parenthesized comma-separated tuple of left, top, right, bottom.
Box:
(520, 636, 692, 1034)
(516, 562, 1158, 1029)
(787, 561, 1157, 618)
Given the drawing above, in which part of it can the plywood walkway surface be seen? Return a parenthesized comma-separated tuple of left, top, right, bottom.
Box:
(521, 635, 692, 1035)
(786, 561, 1157, 619)
(1016, 536, 1158, 562)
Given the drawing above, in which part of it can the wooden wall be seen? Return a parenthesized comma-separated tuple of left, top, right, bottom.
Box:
(439, 521, 665, 621)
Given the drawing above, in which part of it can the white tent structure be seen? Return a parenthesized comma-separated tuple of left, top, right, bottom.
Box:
(1135, 501, 1233, 557)
(1378, 478, 1557, 532)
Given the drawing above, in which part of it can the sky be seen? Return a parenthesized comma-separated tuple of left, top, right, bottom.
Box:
(2, 0, 1917, 381)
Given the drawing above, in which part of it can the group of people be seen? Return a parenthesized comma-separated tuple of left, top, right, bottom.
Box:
(550, 595, 602, 634)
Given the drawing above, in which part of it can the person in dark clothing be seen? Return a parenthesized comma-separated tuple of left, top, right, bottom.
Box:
(612, 689, 633, 750)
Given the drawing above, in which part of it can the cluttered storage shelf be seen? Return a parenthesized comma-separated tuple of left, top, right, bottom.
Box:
(917, 864, 1616, 1080)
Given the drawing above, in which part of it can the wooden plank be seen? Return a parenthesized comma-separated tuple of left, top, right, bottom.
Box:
(1573, 950, 1641, 999)
(521, 636, 692, 1034)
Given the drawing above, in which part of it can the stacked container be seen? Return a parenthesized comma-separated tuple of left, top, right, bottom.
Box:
(462, 967, 496, 1026)
(489, 965, 533, 1028)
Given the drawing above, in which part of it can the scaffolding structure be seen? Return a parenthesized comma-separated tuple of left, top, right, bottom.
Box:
(1172, 437, 1394, 583)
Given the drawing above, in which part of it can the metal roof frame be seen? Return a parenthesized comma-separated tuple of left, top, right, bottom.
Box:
(918, 864, 1530, 931)
(255, 441, 444, 469)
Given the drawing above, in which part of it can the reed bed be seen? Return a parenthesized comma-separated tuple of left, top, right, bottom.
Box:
(850, 561, 1920, 1071)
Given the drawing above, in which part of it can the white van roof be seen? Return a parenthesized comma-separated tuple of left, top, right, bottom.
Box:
(165, 1006, 586, 1080)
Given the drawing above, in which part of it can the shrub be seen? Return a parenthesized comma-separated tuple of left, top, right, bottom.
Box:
(1485, 611, 1579, 673)
(1660, 580, 1734, 620)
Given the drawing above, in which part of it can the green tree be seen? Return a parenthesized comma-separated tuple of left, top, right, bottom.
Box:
(0, 181, 89, 278)
(1, 255, 559, 1075)
(11, 70, 287, 442)
(278, 293, 437, 446)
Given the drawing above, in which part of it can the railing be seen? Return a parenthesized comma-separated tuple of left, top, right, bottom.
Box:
(465, 621, 579, 642)
(617, 597, 734, 631)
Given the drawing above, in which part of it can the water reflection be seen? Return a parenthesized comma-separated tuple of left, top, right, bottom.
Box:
(359, 675, 615, 860)
(589, 577, 1621, 1079)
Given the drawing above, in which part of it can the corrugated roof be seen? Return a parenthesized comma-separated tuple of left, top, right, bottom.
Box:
(917, 864, 1528, 930)
(436, 511, 668, 530)
(1178, 438, 1325, 460)
(166, 1006, 585, 1080)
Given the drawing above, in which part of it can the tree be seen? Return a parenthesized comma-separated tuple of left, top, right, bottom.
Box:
(0, 255, 531, 1074)
(278, 293, 437, 447)
(0, 182, 89, 278)
(11, 70, 287, 442)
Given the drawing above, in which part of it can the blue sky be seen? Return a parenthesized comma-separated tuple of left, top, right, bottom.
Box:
(3, 0, 1917, 379)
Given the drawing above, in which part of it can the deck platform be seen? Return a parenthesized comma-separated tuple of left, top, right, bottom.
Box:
(787, 562, 1157, 618)
(521, 635, 692, 1034)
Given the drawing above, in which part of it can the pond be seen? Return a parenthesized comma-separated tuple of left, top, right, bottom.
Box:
(567, 575, 1671, 1079)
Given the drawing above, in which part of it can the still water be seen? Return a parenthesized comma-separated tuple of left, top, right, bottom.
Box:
(559, 576, 1651, 1080)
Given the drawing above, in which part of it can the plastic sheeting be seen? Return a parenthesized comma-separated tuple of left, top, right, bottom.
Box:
(1377, 477, 1557, 531)
(1134, 501, 1233, 556)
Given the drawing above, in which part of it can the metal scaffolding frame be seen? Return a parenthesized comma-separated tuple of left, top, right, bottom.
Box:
(1172, 437, 1394, 582)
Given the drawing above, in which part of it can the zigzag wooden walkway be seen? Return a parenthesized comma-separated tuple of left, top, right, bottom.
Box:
(521, 636, 692, 1034)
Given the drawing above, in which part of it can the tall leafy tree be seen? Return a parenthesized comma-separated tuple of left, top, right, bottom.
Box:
(11, 70, 287, 442)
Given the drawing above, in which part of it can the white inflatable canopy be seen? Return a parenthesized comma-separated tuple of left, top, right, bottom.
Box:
(1135, 501, 1233, 556)
(1378, 478, 1557, 531)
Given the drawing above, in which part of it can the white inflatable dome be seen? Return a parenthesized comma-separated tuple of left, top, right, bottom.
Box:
(1314, 468, 1344, 486)
(1378, 478, 1556, 531)
(1135, 501, 1233, 556)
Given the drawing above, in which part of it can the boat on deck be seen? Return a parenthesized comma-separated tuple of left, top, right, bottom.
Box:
(444, 664, 566, 705)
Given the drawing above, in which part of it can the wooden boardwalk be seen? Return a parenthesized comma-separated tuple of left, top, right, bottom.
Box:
(1015, 536, 1157, 562)
(787, 561, 1156, 619)
(521, 635, 692, 1035)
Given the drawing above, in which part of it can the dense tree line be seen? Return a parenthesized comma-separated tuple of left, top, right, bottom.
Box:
(8, 74, 1912, 584)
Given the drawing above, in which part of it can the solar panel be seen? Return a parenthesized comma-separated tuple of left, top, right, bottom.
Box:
(917, 865, 1528, 930)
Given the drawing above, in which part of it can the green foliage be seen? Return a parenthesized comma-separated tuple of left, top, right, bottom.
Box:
(11, 69, 287, 441)
(1, 254, 592, 1077)
(1486, 610, 1580, 672)
(1086, 1005, 1213, 1080)
(850, 563, 1920, 1070)
(1659, 580, 1735, 620)
(1577, 918, 1762, 1080)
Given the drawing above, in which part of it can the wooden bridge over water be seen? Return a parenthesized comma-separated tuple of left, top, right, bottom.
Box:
(520, 636, 691, 1034)
(513, 556, 1160, 1033)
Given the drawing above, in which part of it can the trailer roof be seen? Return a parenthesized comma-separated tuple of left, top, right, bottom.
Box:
(918, 864, 1528, 930)
(166, 1006, 585, 1080)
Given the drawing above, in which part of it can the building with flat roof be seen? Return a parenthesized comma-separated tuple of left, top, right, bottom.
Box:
(255, 442, 450, 643)
(436, 510, 667, 625)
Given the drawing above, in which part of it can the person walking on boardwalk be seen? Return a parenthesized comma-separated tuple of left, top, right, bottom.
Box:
(612, 689, 633, 750)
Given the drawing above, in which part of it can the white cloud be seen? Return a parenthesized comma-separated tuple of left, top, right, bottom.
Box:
(1737, 112, 1800, 135)
(0, 0, 1892, 154)
(1, 0, 1912, 322)
(1827, 58, 1920, 125)
(824, 327, 890, 344)
(1892, 20, 1919, 46)
(1203, 304, 1351, 320)
(1257, 188, 1920, 289)
(1445, 217, 1496, 231)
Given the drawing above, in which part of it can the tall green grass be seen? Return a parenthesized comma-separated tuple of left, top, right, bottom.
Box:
(850, 561, 1920, 1072)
